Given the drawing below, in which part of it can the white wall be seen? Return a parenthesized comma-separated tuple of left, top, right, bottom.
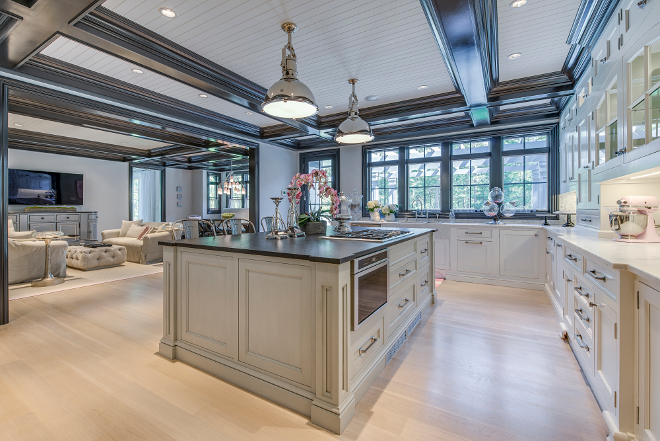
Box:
(164, 168, 193, 222)
(259, 142, 298, 222)
(8, 149, 129, 235)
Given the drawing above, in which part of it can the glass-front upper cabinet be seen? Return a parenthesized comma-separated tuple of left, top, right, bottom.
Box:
(628, 38, 660, 150)
(595, 79, 618, 164)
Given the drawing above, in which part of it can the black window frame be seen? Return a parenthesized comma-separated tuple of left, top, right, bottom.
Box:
(207, 171, 221, 214)
(362, 128, 558, 219)
(299, 149, 340, 215)
(501, 135, 551, 212)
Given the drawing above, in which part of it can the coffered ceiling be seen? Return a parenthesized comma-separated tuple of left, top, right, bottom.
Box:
(497, 0, 581, 82)
(100, 0, 456, 116)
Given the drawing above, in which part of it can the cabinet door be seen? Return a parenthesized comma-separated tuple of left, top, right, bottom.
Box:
(594, 301, 618, 416)
(456, 240, 494, 276)
(499, 229, 540, 280)
(637, 282, 660, 441)
(554, 244, 565, 314)
(238, 259, 314, 387)
(57, 222, 79, 237)
(434, 238, 450, 271)
(87, 221, 98, 240)
(564, 272, 575, 329)
(30, 222, 56, 232)
(180, 252, 237, 359)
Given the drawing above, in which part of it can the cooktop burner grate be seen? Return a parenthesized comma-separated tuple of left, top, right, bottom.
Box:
(321, 229, 413, 242)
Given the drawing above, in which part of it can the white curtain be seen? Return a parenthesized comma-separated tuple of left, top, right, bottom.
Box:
(133, 168, 162, 222)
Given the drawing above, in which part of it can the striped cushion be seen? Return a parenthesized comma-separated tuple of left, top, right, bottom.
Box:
(125, 224, 151, 240)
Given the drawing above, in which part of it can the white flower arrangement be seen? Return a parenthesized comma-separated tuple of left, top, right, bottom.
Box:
(387, 204, 399, 213)
(366, 200, 382, 212)
(381, 206, 391, 215)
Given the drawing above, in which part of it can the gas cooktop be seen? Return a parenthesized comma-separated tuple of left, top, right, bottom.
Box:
(321, 229, 413, 242)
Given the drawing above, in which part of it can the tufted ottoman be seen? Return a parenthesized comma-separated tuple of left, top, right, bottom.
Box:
(66, 245, 127, 270)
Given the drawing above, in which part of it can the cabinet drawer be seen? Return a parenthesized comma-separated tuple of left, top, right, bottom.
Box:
(577, 213, 599, 229)
(29, 214, 56, 223)
(573, 317, 595, 377)
(387, 278, 416, 336)
(584, 258, 617, 300)
(573, 294, 594, 341)
(87, 213, 98, 220)
(573, 274, 596, 307)
(389, 256, 417, 292)
(389, 240, 416, 267)
(350, 316, 384, 380)
(56, 214, 80, 222)
(417, 235, 430, 266)
(563, 245, 584, 272)
(418, 262, 432, 304)
(456, 227, 492, 239)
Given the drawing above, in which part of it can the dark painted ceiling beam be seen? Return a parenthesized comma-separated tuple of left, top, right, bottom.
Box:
(0, 0, 104, 68)
(63, 7, 331, 141)
(419, 0, 496, 126)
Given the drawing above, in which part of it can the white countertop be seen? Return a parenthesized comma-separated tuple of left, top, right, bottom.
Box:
(544, 226, 660, 286)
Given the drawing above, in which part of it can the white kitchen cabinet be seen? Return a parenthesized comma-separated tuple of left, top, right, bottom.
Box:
(456, 239, 494, 276)
(434, 238, 450, 273)
(594, 299, 618, 417)
(636, 282, 660, 441)
(499, 229, 540, 280)
(179, 251, 238, 359)
(238, 258, 314, 387)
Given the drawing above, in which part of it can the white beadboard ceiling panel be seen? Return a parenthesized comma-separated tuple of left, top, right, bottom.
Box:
(100, 0, 456, 116)
(497, 0, 580, 82)
(8, 113, 170, 150)
(40, 36, 277, 127)
(499, 99, 551, 110)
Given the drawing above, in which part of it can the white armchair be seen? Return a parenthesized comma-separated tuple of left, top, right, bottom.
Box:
(101, 221, 171, 264)
(8, 239, 67, 285)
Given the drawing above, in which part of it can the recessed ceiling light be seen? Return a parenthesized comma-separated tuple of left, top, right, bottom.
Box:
(131, 68, 144, 74)
(325, 105, 333, 109)
(14, 123, 22, 127)
(246, 111, 253, 115)
(508, 53, 522, 60)
(418, 85, 428, 90)
(199, 94, 208, 98)
(160, 8, 176, 18)
(365, 95, 380, 101)
(510, 0, 526, 7)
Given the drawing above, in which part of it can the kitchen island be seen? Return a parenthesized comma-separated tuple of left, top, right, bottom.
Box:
(158, 227, 435, 433)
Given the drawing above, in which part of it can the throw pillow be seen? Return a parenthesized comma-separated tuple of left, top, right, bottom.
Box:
(125, 224, 151, 240)
(120, 219, 142, 237)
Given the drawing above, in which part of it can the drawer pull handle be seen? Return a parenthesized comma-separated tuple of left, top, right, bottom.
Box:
(398, 298, 410, 308)
(464, 241, 482, 245)
(556, 244, 563, 247)
(546, 250, 551, 254)
(581, 218, 592, 222)
(588, 269, 606, 281)
(566, 254, 578, 262)
(547, 237, 553, 241)
(421, 248, 428, 254)
(575, 286, 590, 298)
(421, 280, 428, 287)
(575, 333, 590, 352)
(465, 231, 482, 235)
(399, 269, 411, 277)
(575, 308, 590, 323)
(358, 337, 378, 356)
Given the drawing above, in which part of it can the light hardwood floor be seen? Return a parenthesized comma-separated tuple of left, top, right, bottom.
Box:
(0, 277, 608, 441)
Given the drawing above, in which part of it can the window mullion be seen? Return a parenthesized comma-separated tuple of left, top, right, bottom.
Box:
(491, 136, 503, 192)
(441, 141, 451, 213)
(399, 147, 406, 211)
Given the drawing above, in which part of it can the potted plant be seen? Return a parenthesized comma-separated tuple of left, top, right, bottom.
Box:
(366, 200, 382, 221)
(289, 170, 339, 235)
(382, 204, 398, 221)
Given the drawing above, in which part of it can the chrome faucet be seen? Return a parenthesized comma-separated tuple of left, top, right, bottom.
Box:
(412, 199, 429, 222)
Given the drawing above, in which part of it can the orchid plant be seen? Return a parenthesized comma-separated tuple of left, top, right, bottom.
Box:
(288, 169, 340, 226)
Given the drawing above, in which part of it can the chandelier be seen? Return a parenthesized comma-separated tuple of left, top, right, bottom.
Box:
(218, 161, 246, 196)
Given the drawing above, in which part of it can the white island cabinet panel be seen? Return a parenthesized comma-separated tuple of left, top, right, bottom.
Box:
(637, 282, 660, 441)
(238, 259, 314, 388)
(180, 252, 237, 359)
(499, 229, 540, 280)
(594, 300, 618, 417)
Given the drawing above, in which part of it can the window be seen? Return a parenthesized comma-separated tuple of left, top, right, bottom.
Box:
(207, 172, 221, 214)
(225, 173, 248, 209)
(130, 166, 164, 222)
(367, 148, 399, 207)
(299, 150, 339, 214)
(451, 158, 490, 210)
(501, 135, 549, 212)
(407, 144, 441, 210)
(363, 131, 553, 216)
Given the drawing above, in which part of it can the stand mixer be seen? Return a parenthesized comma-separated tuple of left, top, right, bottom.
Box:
(608, 195, 660, 243)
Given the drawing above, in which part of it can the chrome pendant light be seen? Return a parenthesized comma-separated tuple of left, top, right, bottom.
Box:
(335, 79, 374, 144)
(262, 23, 318, 119)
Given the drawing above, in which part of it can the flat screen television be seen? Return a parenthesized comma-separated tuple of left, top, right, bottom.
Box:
(8, 169, 84, 205)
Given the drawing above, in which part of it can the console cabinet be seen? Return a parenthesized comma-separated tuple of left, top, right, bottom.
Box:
(9, 211, 99, 240)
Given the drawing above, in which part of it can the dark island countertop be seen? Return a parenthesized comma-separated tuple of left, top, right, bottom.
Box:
(159, 226, 436, 264)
